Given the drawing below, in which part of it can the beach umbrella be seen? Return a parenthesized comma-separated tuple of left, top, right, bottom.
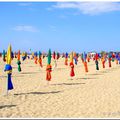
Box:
(52, 51, 57, 69)
(38, 51, 43, 67)
(57, 52, 60, 60)
(17, 50, 21, 72)
(115, 53, 118, 64)
(34, 52, 38, 64)
(46, 49, 52, 82)
(69, 52, 75, 78)
(2, 50, 6, 62)
(22, 52, 27, 61)
(95, 53, 99, 70)
(53, 51, 56, 60)
(42, 52, 45, 59)
(14, 52, 17, 58)
(81, 53, 84, 63)
(87, 53, 90, 62)
(11, 51, 14, 60)
(65, 52, 68, 65)
(73, 52, 78, 65)
(108, 52, 112, 67)
(31, 52, 34, 59)
(101, 54, 106, 68)
(101, 52, 106, 68)
(112, 53, 115, 62)
(115, 53, 119, 64)
(4, 44, 13, 95)
(83, 52, 88, 73)
(62, 53, 65, 58)
(0, 52, 2, 58)
(117, 53, 120, 64)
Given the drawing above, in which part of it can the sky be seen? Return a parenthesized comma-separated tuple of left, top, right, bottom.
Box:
(0, 2, 120, 53)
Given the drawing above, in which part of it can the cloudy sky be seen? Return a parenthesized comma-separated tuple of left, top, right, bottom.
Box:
(0, 2, 120, 52)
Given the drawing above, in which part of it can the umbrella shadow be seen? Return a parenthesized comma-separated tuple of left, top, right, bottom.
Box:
(13, 75, 26, 78)
(14, 91, 62, 96)
(27, 65, 35, 67)
(21, 72, 39, 75)
(0, 76, 6, 78)
(100, 71, 109, 73)
(51, 82, 86, 86)
(56, 68, 68, 71)
(76, 77, 98, 80)
(89, 73, 103, 76)
(0, 105, 16, 109)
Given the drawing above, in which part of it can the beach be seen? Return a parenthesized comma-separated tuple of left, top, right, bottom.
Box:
(0, 57, 120, 118)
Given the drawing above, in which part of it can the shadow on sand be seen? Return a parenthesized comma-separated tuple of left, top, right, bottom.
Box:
(0, 76, 6, 78)
(0, 105, 16, 109)
(12, 75, 26, 78)
(76, 77, 98, 80)
(89, 73, 103, 76)
(21, 71, 39, 75)
(51, 82, 86, 86)
(14, 91, 62, 96)
(26, 66, 36, 67)
(100, 71, 109, 73)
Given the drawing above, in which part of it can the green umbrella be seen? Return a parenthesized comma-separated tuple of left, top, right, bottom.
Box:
(47, 49, 51, 65)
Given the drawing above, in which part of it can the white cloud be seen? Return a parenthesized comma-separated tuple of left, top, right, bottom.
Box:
(18, 3, 32, 6)
(59, 14, 67, 19)
(53, 2, 120, 15)
(49, 25, 57, 31)
(53, 2, 77, 9)
(12, 25, 39, 32)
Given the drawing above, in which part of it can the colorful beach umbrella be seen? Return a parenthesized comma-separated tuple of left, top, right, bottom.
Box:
(22, 52, 27, 61)
(4, 44, 13, 94)
(34, 52, 38, 64)
(38, 51, 43, 67)
(52, 51, 57, 69)
(17, 50, 22, 72)
(73, 52, 78, 65)
(46, 49, 52, 81)
(95, 53, 99, 70)
(108, 52, 112, 67)
(57, 52, 60, 60)
(83, 52, 88, 73)
(2, 50, 6, 62)
(101, 53, 106, 68)
(69, 52, 75, 78)
(65, 52, 68, 65)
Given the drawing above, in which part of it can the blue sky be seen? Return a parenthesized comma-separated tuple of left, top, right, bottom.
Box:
(0, 2, 120, 53)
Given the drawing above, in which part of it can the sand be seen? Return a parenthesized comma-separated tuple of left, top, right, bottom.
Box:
(0, 57, 120, 118)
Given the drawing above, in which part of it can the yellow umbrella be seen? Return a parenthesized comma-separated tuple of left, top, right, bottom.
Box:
(6, 44, 12, 65)
(70, 52, 73, 63)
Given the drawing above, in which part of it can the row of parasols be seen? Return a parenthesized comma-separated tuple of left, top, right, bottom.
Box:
(1, 44, 120, 94)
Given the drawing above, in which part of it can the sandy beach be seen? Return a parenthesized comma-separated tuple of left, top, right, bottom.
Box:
(0, 56, 120, 118)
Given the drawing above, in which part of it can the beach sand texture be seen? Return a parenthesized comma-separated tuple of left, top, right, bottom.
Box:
(0, 57, 120, 118)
